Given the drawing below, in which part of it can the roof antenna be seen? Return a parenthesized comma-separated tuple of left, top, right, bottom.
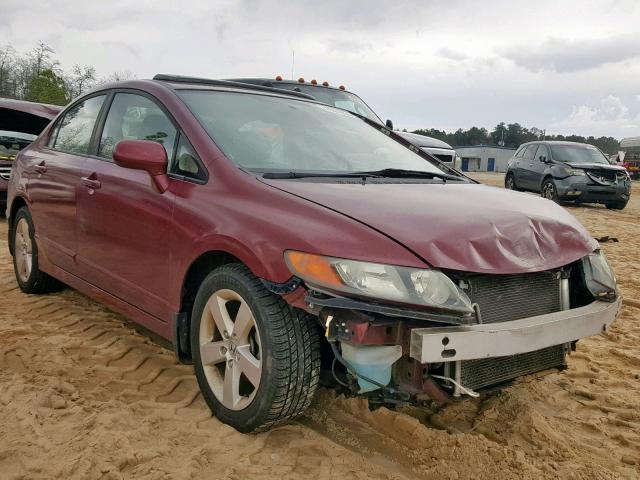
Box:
(291, 50, 295, 80)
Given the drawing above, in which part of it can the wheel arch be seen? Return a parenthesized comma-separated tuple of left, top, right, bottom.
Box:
(540, 173, 555, 192)
(7, 196, 28, 256)
(174, 249, 247, 363)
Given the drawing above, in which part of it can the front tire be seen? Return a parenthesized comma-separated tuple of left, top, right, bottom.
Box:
(11, 207, 63, 294)
(605, 200, 628, 210)
(190, 264, 321, 432)
(541, 179, 559, 203)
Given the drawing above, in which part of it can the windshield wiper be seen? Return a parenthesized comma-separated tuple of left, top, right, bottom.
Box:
(262, 171, 382, 179)
(354, 168, 461, 182)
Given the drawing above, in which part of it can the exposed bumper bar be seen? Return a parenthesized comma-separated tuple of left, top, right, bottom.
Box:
(410, 298, 621, 363)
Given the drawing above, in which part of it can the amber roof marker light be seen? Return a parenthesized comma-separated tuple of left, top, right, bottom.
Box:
(275, 75, 283, 81)
(310, 79, 318, 85)
(298, 77, 305, 83)
(322, 81, 329, 87)
(339, 85, 345, 90)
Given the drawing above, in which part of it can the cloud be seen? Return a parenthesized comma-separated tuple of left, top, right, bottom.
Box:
(551, 95, 639, 136)
(501, 34, 640, 73)
(324, 38, 373, 55)
(434, 47, 468, 61)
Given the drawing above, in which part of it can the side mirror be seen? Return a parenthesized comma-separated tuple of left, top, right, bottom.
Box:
(385, 119, 394, 130)
(113, 140, 169, 193)
(539, 155, 548, 163)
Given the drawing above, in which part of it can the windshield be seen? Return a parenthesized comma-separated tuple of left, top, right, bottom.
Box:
(269, 84, 383, 124)
(0, 130, 37, 160)
(550, 145, 609, 164)
(178, 90, 445, 175)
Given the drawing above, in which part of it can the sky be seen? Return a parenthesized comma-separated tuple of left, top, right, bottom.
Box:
(2, 0, 640, 138)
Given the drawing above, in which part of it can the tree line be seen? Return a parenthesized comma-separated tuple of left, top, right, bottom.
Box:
(410, 123, 620, 155)
(0, 42, 133, 106)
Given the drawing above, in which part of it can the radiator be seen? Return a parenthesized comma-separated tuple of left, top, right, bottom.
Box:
(458, 271, 565, 390)
(459, 345, 566, 391)
(465, 271, 561, 324)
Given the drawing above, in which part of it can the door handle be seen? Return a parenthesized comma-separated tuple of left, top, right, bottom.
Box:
(34, 162, 47, 174)
(81, 176, 101, 190)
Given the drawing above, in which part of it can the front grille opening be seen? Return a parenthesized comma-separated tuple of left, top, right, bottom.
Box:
(459, 271, 561, 324)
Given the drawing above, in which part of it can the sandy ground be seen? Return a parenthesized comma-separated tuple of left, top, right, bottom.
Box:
(1, 176, 639, 479)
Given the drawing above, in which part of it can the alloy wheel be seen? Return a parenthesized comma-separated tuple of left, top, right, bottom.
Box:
(199, 288, 262, 411)
(506, 175, 515, 190)
(14, 218, 33, 283)
(542, 182, 556, 200)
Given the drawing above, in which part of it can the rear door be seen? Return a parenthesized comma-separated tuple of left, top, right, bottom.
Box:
(75, 91, 178, 320)
(518, 144, 539, 189)
(26, 94, 106, 272)
(528, 144, 550, 191)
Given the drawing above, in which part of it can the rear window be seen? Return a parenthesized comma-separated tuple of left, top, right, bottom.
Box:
(53, 95, 106, 155)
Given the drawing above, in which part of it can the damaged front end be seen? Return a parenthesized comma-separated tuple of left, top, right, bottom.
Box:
(286, 250, 620, 404)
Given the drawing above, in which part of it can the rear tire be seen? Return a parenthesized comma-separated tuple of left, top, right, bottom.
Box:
(11, 207, 64, 294)
(605, 200, 628, 210)
(190, 263, 321, 432)
(505, 173, 519, 191)
(541, 179, 559, 203)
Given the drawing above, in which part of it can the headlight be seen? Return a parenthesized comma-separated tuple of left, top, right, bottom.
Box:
(562, 167, 586, 176)
(582, 250, 617, 301)
(284, 251, 473, 313)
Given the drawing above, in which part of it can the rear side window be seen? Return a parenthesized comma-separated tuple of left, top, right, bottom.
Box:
(515, 147, 526, 157)
(98, 93, 177, 161)
(53, 95, 106, 154)
(522, 144, 537, 160)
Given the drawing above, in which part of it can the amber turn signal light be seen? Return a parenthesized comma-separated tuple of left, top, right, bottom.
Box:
(284, 251, 344, 288)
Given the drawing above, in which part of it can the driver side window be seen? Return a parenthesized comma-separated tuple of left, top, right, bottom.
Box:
(98, 93, 177, 161)
(535, 145, 549, 161)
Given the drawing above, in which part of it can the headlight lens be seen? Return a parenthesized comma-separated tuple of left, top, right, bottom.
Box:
(562, 167, 586, 176)
(582, 250, 617, 300)
(285, 251, 473, 313)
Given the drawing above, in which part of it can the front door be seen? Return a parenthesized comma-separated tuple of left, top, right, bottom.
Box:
(26, 94, 106, 272)
(75, 92, 178, 321)
(487, 157, 495, 172)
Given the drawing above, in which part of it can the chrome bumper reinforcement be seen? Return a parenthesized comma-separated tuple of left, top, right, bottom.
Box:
(410, 298, 621, 363)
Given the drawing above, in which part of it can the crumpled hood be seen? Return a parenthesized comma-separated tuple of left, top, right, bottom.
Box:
(262, 180, 598, 274)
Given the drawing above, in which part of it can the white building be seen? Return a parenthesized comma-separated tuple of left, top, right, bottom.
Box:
(454, 145, 517, 173)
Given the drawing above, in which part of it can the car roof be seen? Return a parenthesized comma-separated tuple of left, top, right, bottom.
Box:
(151, 74, 317, 101)
(520, 140, 595, 148)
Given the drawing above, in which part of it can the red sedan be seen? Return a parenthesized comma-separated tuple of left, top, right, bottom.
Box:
(6, 75, 620, 432)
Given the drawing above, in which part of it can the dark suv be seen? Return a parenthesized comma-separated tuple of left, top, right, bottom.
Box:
(505, 141, 631, 209)
(6, 75, 620, 432)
